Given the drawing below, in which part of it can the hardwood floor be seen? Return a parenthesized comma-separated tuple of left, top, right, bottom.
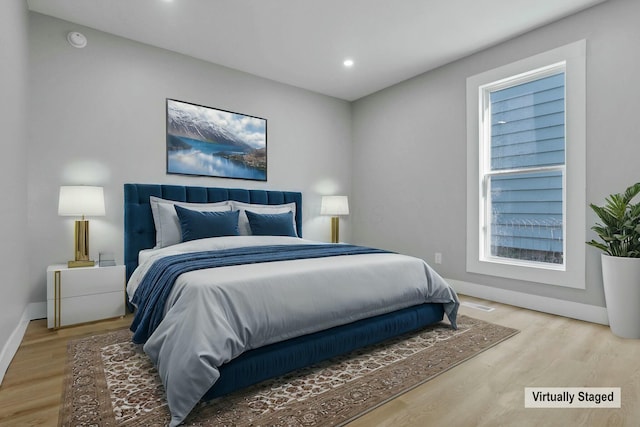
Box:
(0, 296, 638, 427)
(351, 297, 640, 427)
(0, 315, 131, 427)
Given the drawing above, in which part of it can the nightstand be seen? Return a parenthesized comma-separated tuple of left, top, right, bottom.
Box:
(46, 264, 126, 329)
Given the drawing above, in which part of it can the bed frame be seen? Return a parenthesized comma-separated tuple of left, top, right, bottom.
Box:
(124, 183, 445, 399)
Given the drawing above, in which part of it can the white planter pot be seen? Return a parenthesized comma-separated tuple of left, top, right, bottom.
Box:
(601, 254, 640, 339)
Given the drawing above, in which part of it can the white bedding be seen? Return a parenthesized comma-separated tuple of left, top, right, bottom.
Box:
(137, 248, 157, 266)
(127, 236, 459, 426)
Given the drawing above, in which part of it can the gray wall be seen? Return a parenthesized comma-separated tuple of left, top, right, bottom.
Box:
(27, 12, 353, 303)
(7, 0, 638, 355)
(351, 0, 640, 307)
(0, 0, 30, 357)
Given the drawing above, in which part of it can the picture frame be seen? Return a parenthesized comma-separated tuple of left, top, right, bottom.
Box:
(166, 99, 267, 181)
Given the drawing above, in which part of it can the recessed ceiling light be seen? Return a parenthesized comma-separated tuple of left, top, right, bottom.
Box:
(343, 59, 354, 68)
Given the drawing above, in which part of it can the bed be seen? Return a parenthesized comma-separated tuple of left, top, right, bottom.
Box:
(124, 183, 459, 426)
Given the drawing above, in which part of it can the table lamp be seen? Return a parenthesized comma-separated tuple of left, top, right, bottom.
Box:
(58, 186, 105, 268)
(320, 195, 349, 243)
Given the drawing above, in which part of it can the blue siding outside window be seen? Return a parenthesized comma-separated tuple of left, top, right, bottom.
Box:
(488, 72, 565, 264)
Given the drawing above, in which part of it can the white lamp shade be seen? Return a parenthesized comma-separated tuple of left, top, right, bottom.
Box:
(58, 186, 105, 217)
(320, 195, 349, 216)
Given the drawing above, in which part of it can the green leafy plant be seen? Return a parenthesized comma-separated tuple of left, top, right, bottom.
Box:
(587, 182, 640, 257)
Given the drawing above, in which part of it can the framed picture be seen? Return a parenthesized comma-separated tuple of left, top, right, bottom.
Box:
(166, 99, 267, 181)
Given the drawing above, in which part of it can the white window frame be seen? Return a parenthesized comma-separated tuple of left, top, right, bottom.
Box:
(466, 40, 586, 289)
(482, 63, 566, 269)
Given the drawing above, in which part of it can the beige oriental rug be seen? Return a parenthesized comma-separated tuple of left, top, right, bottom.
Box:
(59, 315, 518, 426)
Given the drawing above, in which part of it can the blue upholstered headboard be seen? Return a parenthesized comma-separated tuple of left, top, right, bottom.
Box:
(124, 183, 303, 280)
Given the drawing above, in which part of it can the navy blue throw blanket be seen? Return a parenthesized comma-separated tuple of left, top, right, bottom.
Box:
(130, 244, 389, 344)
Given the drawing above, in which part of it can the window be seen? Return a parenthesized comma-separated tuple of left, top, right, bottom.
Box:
(466, 40, 586, 288)
(486, 66, 566, 266)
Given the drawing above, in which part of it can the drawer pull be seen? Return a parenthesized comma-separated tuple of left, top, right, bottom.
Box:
(54, 270, 61, 329)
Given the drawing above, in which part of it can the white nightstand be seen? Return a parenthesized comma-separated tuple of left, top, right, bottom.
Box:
(46, 264, 126, 329)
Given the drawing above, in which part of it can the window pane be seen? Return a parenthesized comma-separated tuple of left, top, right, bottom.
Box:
(490, 73, 565, 170)
(489, 171, 563, 264)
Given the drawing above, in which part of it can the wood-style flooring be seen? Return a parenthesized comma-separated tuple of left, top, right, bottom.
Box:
(0, 295, 638, 427)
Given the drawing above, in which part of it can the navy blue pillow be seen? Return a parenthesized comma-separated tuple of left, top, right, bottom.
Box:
(175, 205, 239, 242)
(245, 210, 297, 237)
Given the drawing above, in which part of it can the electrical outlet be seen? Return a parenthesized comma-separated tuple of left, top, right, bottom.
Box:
(435, 252, 442, 264)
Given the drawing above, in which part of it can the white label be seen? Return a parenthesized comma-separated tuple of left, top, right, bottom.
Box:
(524, 387, 621, 408)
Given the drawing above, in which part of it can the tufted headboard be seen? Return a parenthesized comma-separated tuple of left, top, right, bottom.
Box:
(124, 183, 303, 280)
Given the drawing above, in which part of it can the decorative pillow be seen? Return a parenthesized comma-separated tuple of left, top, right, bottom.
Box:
(245, 211, 297, 237)
(174, 206, 240, 242)
(230, 201, 298, 236)
(150, 196, 230, 248)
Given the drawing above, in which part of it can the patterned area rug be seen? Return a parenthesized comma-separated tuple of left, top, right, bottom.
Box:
(59, 315, 518, 426)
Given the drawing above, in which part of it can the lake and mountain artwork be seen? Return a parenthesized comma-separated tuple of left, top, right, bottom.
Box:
(166, 99, 267, 181)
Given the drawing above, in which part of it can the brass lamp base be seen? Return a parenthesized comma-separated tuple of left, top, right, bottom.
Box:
(330, 216, 340, 243)
(68, 259, 95, 268)
(68, 218, 94, 268)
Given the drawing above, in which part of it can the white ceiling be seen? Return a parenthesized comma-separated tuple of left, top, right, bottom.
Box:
(27, 0, 607, 101)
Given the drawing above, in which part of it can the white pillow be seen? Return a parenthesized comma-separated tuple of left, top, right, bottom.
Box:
(230, 201, 297, 236)
(150, 196, 231, 248)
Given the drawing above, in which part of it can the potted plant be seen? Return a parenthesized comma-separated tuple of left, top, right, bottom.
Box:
(587, 182, 640, 338)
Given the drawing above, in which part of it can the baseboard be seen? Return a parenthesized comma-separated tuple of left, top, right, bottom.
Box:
(447, 278, 609, 326)
(0, 301, 47, 385)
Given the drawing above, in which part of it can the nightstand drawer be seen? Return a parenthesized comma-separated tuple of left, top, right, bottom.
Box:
(46, 291, 125, 328)
(47, 264, 125, 329)
(46, 265, 124, 299)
